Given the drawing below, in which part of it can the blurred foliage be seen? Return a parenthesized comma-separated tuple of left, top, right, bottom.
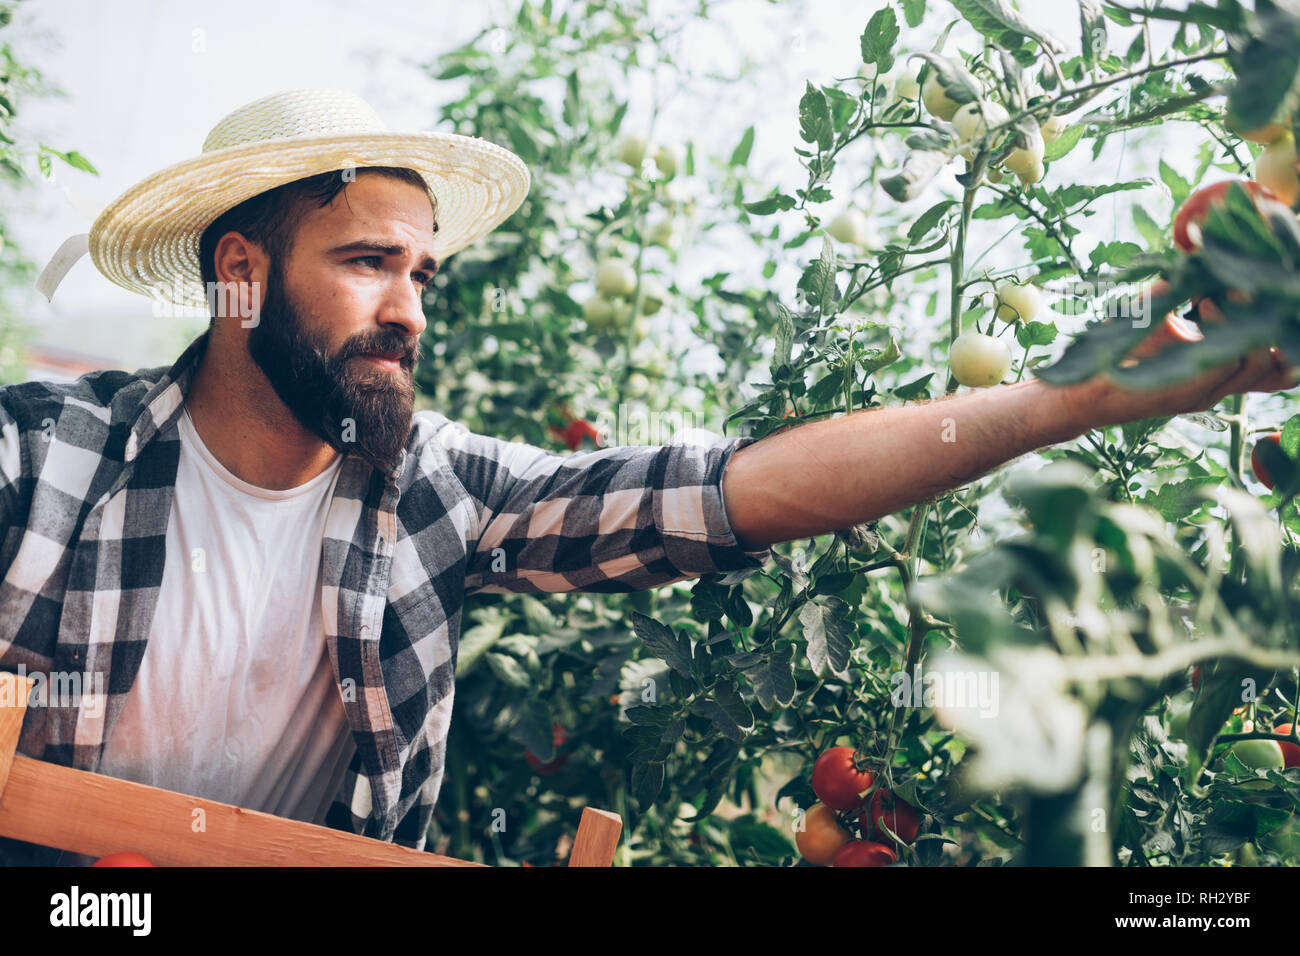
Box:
(0, 0, 98, 385)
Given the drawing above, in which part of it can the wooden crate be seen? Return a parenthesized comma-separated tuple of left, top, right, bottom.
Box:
(0, 672, 621, 866)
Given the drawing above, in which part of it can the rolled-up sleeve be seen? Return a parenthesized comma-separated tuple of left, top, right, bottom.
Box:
(429, 417, 772, 595)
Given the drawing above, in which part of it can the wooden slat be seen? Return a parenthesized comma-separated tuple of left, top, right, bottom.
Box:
(0, 756, 483, 866)
(0, 672, 34, 797)
(2, 671, 622, 867)
(566, 806, 622, 866)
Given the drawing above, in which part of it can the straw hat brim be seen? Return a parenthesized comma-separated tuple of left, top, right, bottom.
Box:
(88, 130, 530, 309)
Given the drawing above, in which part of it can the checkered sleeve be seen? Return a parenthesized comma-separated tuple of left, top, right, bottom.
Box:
(0, 394, 19, 534)
(430, 418, 773, 594)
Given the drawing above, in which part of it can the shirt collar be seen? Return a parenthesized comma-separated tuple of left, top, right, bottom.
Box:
(123, 329, 406, 484)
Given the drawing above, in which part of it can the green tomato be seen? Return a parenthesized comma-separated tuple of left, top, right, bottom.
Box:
(1040, 115, 1067, 142)
(921, 71, 961, 121)
(1231, 738, 1284, 771)
(953, 100, 1009, 144)
(994, 282, 1042, 323)
(639, 276, 669, 315)
(949, 331, 1011, 388)
(654, 143, 685, 178)
(595, 258, 638, 298)
(1256, 131, 1299, 206)
(1003, 122, 1045, 176)
(615, 134, 647, 170)
(892, 65, 921, 101)
(582, 295, 621, 331)
(648, 218, 679, 248)
(825, 208, 870, 246)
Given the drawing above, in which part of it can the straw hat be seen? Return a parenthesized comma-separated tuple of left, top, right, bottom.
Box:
(37, 88, 531, 308)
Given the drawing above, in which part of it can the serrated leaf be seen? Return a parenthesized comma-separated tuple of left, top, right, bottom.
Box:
(693, 680, 754, 741)
(485, 651, 532, 687)
(861, 6, 900, 72)
(950, 0, 1065, 53)
(631, 760, 665, 806)
(631, 611, 696, 678)
(799, 82, 835, 151)
(800, 598, 855, 677)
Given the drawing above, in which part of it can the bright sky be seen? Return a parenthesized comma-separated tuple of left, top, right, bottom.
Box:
(8, 0, 1172, 370)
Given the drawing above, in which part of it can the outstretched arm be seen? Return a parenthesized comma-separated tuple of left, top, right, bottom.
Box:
(721, 315, 1296, 551)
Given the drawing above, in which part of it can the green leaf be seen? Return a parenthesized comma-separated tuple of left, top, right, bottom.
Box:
(1226, 0, 1300, 132)
(949, 0, 1066, 54)
(747, 643, 797, 710)
(893, 372, 934, 400)
(745, 193, 797, 215)
(882, 149, 950, 202)
(631, 760, 665, 806)
(1132, 204, 1165, 249)
(1080, 0, 1107, 67)
(1088, 240, 1141, 269)
(730, 125, 755, 167)
(772, 302, 795, 373)
(485, 651, 531, 687)
(1043, 122, 1085, 161)
(800, 597, 854, 677)
(907, 199, 955, 243)
(798, 82, 834, 151)
(1158, 159, 1190, 208)
(1016, 320, 1058, 347)
(903, 0, 926, 27)
(631, 611, 696, 678)
(693, 680, 755, 741)
(861, 6, 900, 73)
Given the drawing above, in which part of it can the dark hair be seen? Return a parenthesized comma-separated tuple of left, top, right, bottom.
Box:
(197, 166, 437, 320)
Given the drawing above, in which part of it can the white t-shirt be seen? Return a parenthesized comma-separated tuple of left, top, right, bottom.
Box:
(96, 404, 356, 829)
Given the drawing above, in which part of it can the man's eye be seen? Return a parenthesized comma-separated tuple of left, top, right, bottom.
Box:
(352, 256, 383, 269)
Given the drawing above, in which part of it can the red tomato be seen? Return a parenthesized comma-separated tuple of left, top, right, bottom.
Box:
(833, 840, 897, 867)
(1173, 179, 1277, 252)
(1272, 722, 1300, 769)
(526, 724, 569, 775)
(810, 747, 874, 812)
(861, 788, 922, 844)
(1252, 432, 1283, 490)
(562, 419, 602, 451)
(795, 803, 852, 866)
(91, 852, 155, 867)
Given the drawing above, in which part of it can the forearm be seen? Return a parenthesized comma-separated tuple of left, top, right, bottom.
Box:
(721, 379, 1088, 550)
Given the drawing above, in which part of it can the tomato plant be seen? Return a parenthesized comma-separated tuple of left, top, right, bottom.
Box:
(407, 0, 1300, 868)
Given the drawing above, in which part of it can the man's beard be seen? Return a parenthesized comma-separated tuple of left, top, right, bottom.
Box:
(245, 259, 421, 476)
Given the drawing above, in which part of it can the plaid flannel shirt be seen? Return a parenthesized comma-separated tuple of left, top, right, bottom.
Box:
(0, 329, 772, 864)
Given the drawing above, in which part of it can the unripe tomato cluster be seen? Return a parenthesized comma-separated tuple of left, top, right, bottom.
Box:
(794, 746, 924, 866)
(915, 56, 1062, 188)
(613, 134, 686, 179)
(582, 256, 666, 336)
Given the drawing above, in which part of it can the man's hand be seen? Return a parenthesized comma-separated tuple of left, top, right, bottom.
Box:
(1058, 280, 1299, 430)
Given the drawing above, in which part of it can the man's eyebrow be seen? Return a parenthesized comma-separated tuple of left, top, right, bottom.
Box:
(330, 240, 438, 273)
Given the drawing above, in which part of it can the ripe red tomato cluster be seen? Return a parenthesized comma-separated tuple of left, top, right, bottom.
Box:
(795, 746, 924, 866)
